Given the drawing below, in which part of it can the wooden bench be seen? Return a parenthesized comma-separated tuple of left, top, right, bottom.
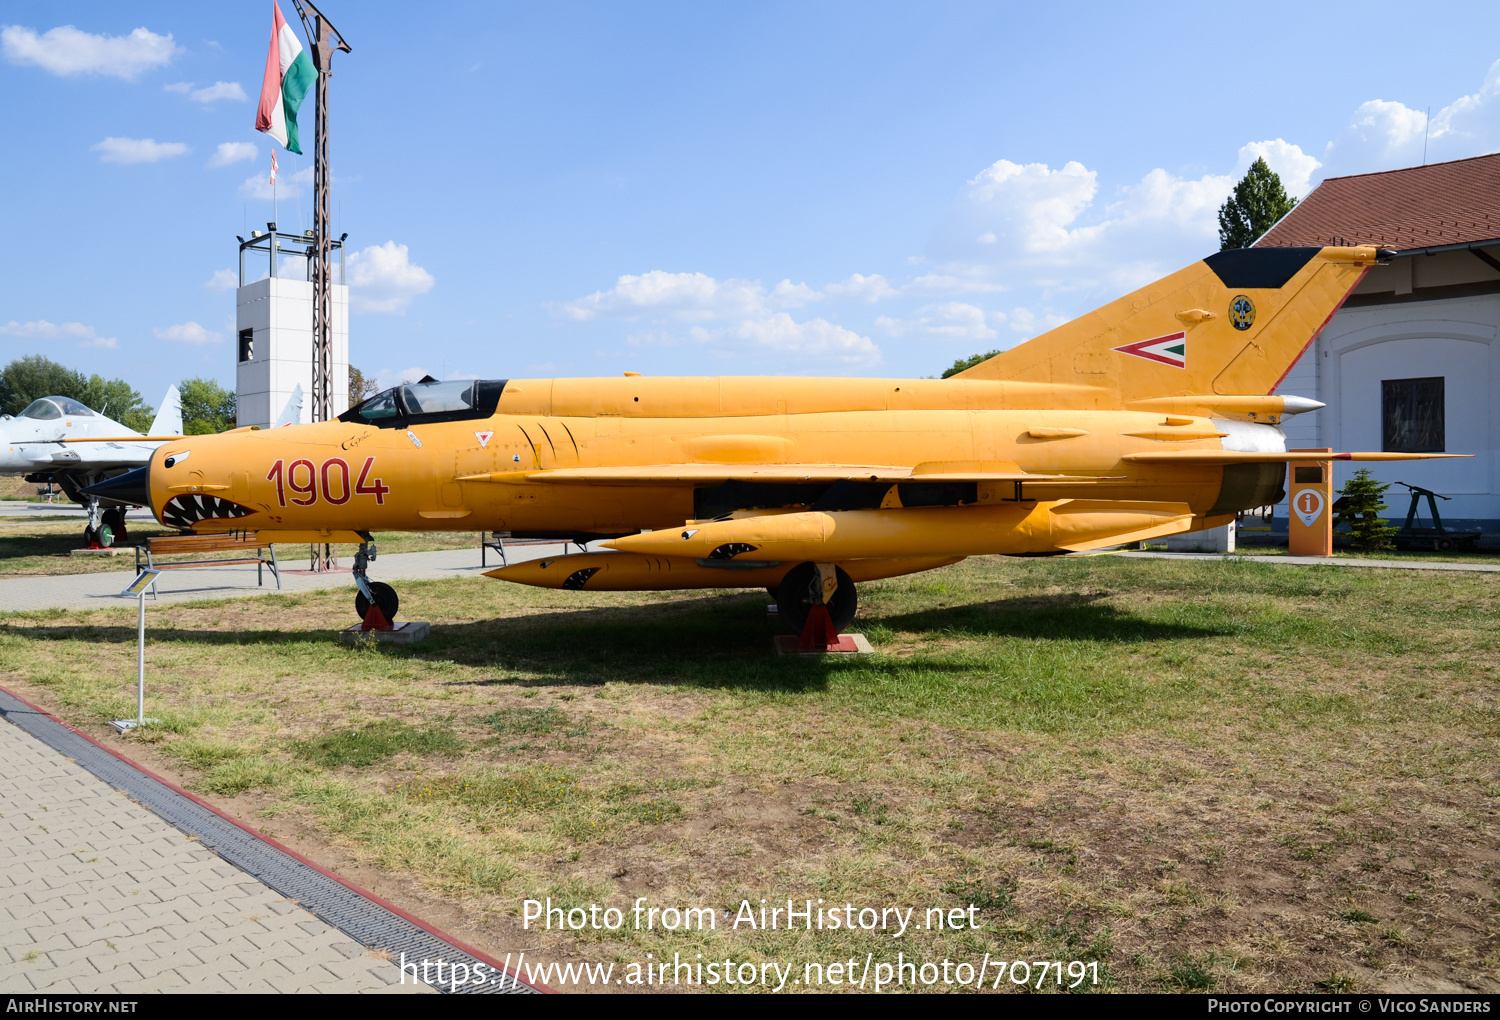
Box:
(135, 532, 279, 598)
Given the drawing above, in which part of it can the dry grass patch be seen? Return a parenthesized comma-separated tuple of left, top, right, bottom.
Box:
(1, 555, 1497, 993)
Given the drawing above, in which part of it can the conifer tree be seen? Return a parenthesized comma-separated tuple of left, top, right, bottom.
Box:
(1218, 158, 1298, 250)
(1335, 468, 1397, 552)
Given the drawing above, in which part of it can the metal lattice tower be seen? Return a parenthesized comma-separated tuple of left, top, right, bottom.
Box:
(292, 0, 350, 571)
(291, 0, 350, 425)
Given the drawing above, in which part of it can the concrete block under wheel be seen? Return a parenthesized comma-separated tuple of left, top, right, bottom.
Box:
(338, 621, 431, 646)
(774, 633, 874, 656)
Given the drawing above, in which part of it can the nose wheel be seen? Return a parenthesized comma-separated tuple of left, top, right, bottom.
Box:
(352, 538, 399, 630)
(355, 581, 399, 624)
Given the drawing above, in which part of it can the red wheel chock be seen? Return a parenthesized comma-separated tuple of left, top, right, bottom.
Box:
(796, 604, 858, 653)
(361, 605, 395, 632)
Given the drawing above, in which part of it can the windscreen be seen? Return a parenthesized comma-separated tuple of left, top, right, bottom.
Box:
(347, 388, 402, 421)
(402, 380, 475, 415)
(20, 399, 61, 420)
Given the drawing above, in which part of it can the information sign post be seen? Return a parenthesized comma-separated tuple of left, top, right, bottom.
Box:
(112, 569, 162, 733)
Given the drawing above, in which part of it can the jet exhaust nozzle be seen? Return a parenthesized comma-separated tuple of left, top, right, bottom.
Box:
(82, 465, 151, 507)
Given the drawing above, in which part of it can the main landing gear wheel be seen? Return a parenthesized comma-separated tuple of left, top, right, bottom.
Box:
(774, 563, 857, 634)
(102, 507, 128, 545)
(355, 582, 399, 623)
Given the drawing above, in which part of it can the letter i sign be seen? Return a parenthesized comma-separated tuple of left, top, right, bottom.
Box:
(1294, 489, 1324, 527)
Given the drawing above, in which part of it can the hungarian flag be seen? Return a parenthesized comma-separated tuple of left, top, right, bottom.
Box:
(255, 2, 314, 154)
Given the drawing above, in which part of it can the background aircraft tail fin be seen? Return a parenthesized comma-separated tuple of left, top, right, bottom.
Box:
(148, 385, 183, 437)
(952, 246, 1387, 405)
(274, 384, 303, 428)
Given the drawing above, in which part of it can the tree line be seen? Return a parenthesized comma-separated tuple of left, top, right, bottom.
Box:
(0, 355, 236, 434)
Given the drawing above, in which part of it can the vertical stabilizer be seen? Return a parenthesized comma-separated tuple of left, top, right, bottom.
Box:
(148, 385, 183, 437)
(952, 245, 1386, 404)
(275, 383, 304, 428)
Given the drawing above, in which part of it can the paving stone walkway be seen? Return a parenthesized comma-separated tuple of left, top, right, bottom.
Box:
(0, 713, 431, 994)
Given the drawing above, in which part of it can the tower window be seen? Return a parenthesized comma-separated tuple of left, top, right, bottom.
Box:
(1382, 377, 1444, 452)
(238, 328, 254, 363)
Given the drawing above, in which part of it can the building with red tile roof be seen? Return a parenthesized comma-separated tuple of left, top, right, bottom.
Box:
(1241, 155, 1500, 542)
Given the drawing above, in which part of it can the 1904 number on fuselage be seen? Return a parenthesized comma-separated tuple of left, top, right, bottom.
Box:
(266, 456, 390, 508)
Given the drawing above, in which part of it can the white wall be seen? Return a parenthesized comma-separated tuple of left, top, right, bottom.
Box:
(1273, 279, 1500, 528)
(235, 277, 349, 429)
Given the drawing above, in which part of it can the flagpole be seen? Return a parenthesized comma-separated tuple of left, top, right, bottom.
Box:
(291, 0, 350, 573)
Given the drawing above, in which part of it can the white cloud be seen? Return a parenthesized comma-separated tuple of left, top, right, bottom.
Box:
(562, 270, 818, 322)
(92, 136, 188, 164)
(1005, 307, 1067, 336)
(921, 140, 1315, 301)
(207, 141, 257, 168)
(1236, 139, 1321, 199)
(204, 269, 237, 291)
(374, 367, 433, 389)
(153, 322, 221, 344)
(875, 302, 998, 341)
(735, 314, 880, 365)
(904, 272, 1008, 296)
(238, 164, 310, 199)
(1321, 60, 1500, 177)
(347, 242, 435, 314)
(1, 24, 177, 80)
(167, 80, 245, 103)
(824, 273, 895, 302)
(0, 319, 117, 348)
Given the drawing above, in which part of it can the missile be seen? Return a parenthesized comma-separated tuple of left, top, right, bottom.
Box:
(485, 551, 964, 590)
(603, 500, 1199, 561)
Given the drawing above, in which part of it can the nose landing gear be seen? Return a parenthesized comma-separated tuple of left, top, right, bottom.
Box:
(352, 537, 399, 630)
(81, 497, 126, 549)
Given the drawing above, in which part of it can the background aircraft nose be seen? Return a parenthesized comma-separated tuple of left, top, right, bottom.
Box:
(82, 465, 151, 506)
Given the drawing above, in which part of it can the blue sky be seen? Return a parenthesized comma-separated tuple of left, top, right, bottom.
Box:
(4, 1, 1500, 406)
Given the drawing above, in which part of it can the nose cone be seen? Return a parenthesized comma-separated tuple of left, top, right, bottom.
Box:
(82, 465, 150, 507)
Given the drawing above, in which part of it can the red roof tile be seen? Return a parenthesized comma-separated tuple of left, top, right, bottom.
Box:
(1255, 152, 1500, 251)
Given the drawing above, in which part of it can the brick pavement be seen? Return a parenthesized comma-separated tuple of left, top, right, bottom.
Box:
(0, 714, 432, 993)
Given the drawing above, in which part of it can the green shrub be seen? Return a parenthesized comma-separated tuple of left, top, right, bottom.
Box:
(1335, 468, 1397, 552)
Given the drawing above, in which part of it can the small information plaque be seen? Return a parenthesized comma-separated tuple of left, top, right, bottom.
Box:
(122, 569, 161, 598)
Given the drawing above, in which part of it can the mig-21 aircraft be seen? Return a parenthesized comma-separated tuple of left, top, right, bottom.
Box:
(86, 245, 1462, 643)
(0, 387, 182, 547)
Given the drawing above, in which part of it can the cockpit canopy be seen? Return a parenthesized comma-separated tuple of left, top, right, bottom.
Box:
(20, 397, 95, 420)
(338, 378, 507, 428)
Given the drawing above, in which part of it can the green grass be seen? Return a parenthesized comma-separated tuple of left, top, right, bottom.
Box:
(291, 719, 465, 767)
(1, 554, 1496, 993)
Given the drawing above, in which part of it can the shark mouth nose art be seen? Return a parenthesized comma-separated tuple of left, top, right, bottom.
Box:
(161, 493, 255, 530)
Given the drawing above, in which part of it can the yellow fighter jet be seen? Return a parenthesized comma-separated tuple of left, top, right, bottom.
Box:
(87, 245, 1459, 643)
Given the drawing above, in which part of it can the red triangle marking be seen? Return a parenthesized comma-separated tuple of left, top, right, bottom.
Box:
(1113, 331, 1187, 367)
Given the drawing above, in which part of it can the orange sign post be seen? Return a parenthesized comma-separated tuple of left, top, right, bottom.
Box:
(1287, 449, 1334, 556)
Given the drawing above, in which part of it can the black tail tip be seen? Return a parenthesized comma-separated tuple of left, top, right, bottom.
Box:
(82, 465, 150, 507)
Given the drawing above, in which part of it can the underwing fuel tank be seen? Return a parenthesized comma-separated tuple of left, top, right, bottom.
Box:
(484, 552, 963, 590)
(604, 500, 1206, 562)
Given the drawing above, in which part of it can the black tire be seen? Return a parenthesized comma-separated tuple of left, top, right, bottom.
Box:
(355, 581, 400, 622)
(774, 563, 857, 634)
(83, 526, 100, 547)
(103, 508, 128, 545)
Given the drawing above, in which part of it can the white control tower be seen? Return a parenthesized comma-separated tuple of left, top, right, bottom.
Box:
(234, 225, 350, 428)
